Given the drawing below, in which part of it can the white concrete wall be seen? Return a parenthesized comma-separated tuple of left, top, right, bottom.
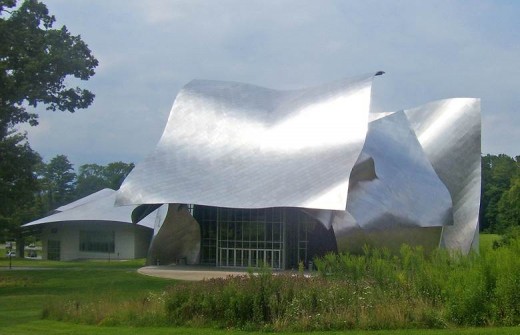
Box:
(40, 221, 152, 261)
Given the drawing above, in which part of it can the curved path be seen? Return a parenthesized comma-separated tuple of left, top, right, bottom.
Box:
(138, 265, 250, 281)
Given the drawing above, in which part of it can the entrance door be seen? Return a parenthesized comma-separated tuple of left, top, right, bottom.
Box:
(218, 247, 283, 269)
(47, 240, 60, 261)
(196, 206, 286, 269)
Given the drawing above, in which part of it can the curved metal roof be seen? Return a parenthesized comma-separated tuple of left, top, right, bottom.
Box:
(116, 74, 377, 210)
(55, 188, 114, 212)
(23, 189, 156, 229)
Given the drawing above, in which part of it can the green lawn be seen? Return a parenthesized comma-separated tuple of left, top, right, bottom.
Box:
(1, 235, 518, 335)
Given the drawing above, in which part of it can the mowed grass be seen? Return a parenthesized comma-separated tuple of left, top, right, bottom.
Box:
(0, 258, 178, 334)
(1, 235, 519, 335)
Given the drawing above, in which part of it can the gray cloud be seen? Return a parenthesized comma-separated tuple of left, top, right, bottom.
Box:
(21, 0, 520, 167)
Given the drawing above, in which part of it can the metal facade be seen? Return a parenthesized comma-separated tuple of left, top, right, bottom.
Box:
(116, 74, 481, 254)
(116, 75, 375, 210)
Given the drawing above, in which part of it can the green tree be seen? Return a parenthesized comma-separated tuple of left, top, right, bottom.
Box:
(0, 132, 41, 240)
(103, 161, 135, 189)
(75, 161, 134, 198)
(480, 154, 520, 232)
(74, 163, 106, 198)
(40, 154, 76, 210)
(497, 175, 520, 232)
(0, 0, 98, 136)
(0, 0, 97, 245)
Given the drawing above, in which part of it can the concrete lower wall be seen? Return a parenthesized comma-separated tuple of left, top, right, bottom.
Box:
(40, 221, 152, 261)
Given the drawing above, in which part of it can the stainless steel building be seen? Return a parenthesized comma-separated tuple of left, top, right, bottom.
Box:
(116, 73, 481, 269)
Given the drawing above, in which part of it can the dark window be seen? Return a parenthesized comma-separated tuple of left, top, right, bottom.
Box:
(79, 230, 115, 253)
(48, 240, 60, 260)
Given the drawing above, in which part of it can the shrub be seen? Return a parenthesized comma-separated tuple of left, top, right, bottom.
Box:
(491, 237, 520, 325)
(445, 263, 492, 326)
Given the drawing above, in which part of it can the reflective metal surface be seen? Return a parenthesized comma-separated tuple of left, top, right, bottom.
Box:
(116, 75, 481, 255)
(146, 204, 201, 265)
(307, 99, 481, 254)
(331, 111, 453, 252)
(347, 111, 453, 229)
(116, 74, 376, 210)
(404, 98, 481, 253)
(55, 188, 114, 212)
(23, 189, 157, 229)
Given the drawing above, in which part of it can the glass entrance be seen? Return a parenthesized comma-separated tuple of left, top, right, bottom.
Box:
(219, 247, 283, 268)
(194, 205, 319, 270)
(195, 206, 285, 269)
(217, 207, 284, 269)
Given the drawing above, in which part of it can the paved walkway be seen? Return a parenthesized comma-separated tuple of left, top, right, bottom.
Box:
(138, 265, 251, 281)
(138, 265, 309, 281)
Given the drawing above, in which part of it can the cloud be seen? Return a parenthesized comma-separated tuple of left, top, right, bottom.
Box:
(23, 0, 520, 167)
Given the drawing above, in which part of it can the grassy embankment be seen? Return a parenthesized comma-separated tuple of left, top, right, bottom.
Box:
(1, 234, 519, 334)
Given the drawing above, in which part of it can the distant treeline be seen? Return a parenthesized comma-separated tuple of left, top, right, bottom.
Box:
(34, 155, 134, 212)
(480, 154, 520, 233)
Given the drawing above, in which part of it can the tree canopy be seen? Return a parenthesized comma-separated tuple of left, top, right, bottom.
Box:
(34, 157, 135, 214)
(497, 175, 520, 230)
(480, 154, 520, 233)
(0, 0, 97, 242)
(0, 132, 41, 233)
(75, 161, 134, 198)
(0, 0, 98, 136)
(39, 154, 75, 210)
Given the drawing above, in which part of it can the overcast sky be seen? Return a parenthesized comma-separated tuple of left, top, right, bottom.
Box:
(21, 0, 520, 167)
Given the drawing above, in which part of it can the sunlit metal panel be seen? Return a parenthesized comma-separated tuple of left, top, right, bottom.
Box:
(345, 111, 453, 228)
(116, 74, 377, 210)
(404, 98, 481, 253)
(326, 111, 452, 252)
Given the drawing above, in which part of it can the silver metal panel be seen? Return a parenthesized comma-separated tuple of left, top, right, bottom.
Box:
(116, 74, 377, 210)
(346, 111, 453, 230)
(146, 204, 201, 265)
(55, 188, 114, 212)
(404, 98, 481, 253)
(22, 189, 157, 229)
(115, 74, 480, 255)
(331, 111, 452, 252)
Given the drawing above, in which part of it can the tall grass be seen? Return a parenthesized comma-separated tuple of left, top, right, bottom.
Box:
(42, 290, 169, 326)
(164, 270, 449, 331)
(313, 241, 520, 328)
(42, 236, 520, 331)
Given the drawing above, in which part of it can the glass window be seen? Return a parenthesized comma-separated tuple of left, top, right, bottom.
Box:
(196, 206, 286, 269)
(79, 231, 115, 253)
